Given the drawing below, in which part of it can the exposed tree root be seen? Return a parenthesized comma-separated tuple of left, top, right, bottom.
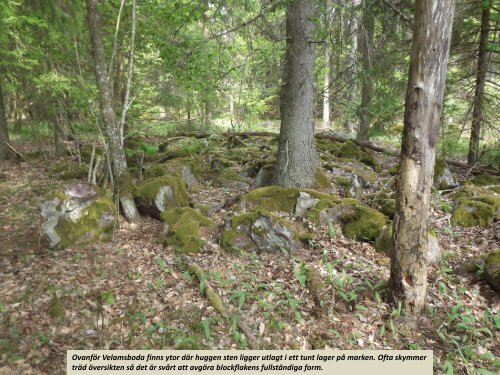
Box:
(181, 257, 260, 349)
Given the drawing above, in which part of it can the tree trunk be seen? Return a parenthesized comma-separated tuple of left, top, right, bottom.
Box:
(274, 0, 318, 188)
(467, 3, 490, 165)
(356, 1, 374, 142)
(344, 0, 360, 133)
(85, 0, 139, 222)
(390, 0, 454, 315)
(322, 0, 332, 130)
(0, 82, 10, 161)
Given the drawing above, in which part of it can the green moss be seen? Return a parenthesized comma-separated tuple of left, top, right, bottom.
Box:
(219, 168, 246, 182)
(375, 224, 392, 255)
(314, 168, 331, 189)
(359, 154, 382, 173)
(315, 139, 341, 154)
(451, 199, 495, 227)
(144, 164, 167, 179)
(49, 162, 88, 181)
(340, 203, 386, 241)
(388, 165, 399, 176)
(335, 176, 351, 188)
(160, 207, 215, 253)
(484, 249, 500, 291)
(135, 175, 189, 208)
(165, 156, 203, 177)
(378, 198, 396, 218)
(434, 157, 445, 179)
(240, 186, 300, 213)
(338, 140, 360, 159)
(471, 172, 500, 186)
(55, 195, 117, 249)
(48, 294, 65, 319)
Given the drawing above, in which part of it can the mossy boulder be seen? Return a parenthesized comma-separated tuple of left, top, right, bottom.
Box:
(220, 210, 310, 254)
(339, 203, 386, 241)
(49, 161, 88, 181)
(314, 168, 332, 189)
(484, 249, 500, 292)
(451, 197, 499, 228)
(337, 141, 382, 172)
(160, 207, 215, 253)
(377, 198, 396, 218)
(240, 186, 340, 215)
(144, 156, 203, 189)
(471, 172, 500, 187)
(307, 198, 386, 242)
(450, 186, 500, 227)
(40, 183, 117, 249)
(134, 175, 189, 220)
(433, 158, 457, 190)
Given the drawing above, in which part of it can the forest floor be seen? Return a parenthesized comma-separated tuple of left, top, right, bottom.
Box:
(0, 135, 499, 375)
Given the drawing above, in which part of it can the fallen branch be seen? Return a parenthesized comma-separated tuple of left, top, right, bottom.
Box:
(182, 257, 260, 349)
(5, 141, 25, 162)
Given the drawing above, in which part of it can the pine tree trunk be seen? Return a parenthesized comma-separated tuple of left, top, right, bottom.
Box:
(274, 0, 318, 188)
(467, 3, 490, 165)
(390, 0, 454, 315)
(0, 82, 10, 161)
(356, 2, 374, 142)
(85, 0, 139, 222)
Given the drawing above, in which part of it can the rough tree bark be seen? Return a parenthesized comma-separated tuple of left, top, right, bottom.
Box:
(0, 82, 11, 161)
(467, 2, 491, 165)
(345, 0, 361, 133)
(273, 0, 318, 188)
(390, 0, 454, 314)
(356, 1, 374, 142)
(85, 0, 139, 222)
(322, 0, 333, 130)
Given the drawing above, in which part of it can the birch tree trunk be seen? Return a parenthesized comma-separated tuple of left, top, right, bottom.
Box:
(390, 0, 454, 315)
(85, 0, 139, 222)
(467, 2, 490, 165)
(274, 0, 318, 188)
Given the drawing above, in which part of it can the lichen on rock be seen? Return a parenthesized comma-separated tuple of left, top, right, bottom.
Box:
(220, 210, 309, 254)
(40, 183, 117, 249)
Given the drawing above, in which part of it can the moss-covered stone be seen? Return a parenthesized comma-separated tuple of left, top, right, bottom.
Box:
(336, 140, 382, 172)
(471, 172, 500, 187)
(375, 224, 392, 256)
(49, 161, 88, 181)
(434, 157, 446, 180)
(451, 199, 495, 227)
(53, 193, 117, 249)
(484, 249, 500, 292)
(220, 210, 309, 254)
(240, 187, 300, 213)
(314, 168, 332, 189)
(388, 165, 399, 176)
(144, 157, 203, 188)
(219, 168, 246, 182)
(340, 204, 386, 241)
(378, 198, 396, 218)
(134, 175, 189, 219)
(160, 207, 215, 253)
